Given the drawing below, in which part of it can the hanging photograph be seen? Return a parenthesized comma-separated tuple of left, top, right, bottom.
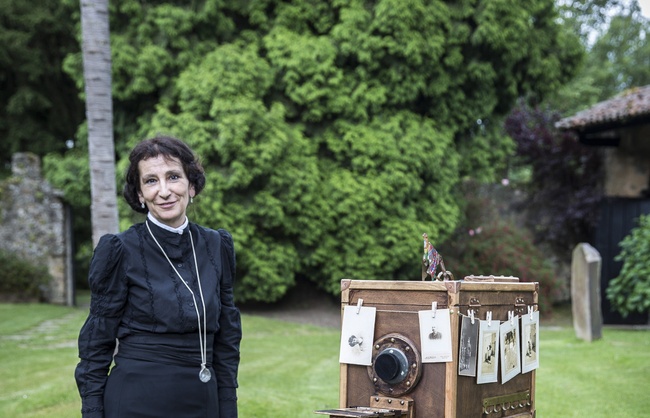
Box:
(499, 316, 521, 384)
(476, 318, 500, 384)
(418, 308, 453, 363)
(458, 314, 479, 376)
(339, 304, 376, 366)
(521, 309, 540, 373)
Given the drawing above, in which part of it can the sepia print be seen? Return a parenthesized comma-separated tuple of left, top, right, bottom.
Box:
(499, 317, 521, 383)
(476, 319, 499, 384)
(521, 309, 540, 373)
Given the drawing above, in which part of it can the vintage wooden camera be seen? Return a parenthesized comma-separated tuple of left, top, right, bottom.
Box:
(316, 277, 538, 418)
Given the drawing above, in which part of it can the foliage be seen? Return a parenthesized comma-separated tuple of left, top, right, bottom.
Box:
(555, 0, 625, 45)
(440, 183, 561, 314)
(586, 4, 650, 98)
(0, 0, 83, 176)
(503, 101, 603, 258)
(43, 0, 584, 302)
(0, 249, 50, 300)
(456, 117, 517, 182)
(606, 214, 650, 317)
(549, 0, 650, 114)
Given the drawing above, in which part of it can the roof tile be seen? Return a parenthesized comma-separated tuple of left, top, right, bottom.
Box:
(555, 84, 650, 130)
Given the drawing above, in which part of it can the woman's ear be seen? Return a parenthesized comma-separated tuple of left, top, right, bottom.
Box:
(189, 184, 196, 198)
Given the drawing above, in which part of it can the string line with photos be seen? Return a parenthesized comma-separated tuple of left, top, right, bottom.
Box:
(339, 298, 540, 385)
(353, 302, 539, 317)
(453, 303, 540, 317)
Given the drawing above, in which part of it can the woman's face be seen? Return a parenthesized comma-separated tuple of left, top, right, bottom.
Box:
(137, 155, 195, 228)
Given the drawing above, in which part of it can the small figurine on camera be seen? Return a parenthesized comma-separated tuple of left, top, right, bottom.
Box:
(421, 233, 454, 281)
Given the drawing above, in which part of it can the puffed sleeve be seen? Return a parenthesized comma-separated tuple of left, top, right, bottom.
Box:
(74, 234, 128, 418)
(214, 229, 242, 418)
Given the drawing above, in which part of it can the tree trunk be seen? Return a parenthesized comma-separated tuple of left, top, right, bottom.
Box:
(80, 0, 119, 247)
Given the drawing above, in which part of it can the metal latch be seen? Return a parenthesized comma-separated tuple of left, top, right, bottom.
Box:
(514, 297, 527, 315)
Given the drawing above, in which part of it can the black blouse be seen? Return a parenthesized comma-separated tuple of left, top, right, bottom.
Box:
(75, 221, 241, 417)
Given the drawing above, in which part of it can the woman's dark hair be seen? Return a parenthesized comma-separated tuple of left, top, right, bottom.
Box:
(123, 136, 206, 213)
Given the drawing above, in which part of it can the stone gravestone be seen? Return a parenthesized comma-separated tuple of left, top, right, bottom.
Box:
(571, 243, 603, 342)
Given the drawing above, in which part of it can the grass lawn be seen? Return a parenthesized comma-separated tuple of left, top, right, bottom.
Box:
(537, 327, 650, 417)
(0, 302, 648, 417)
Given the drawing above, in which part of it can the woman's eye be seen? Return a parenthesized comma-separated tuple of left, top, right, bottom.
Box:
(169, 174, 180, 180)
(144, 178, 156, 184)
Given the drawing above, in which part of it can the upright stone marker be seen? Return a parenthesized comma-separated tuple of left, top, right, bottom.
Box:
(571, 243, 603, 342)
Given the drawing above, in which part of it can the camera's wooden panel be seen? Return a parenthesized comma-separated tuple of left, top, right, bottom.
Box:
(338, 280, 537, 418)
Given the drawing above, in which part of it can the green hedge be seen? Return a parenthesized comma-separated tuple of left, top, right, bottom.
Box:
(0, 249, 49, 301)
(606, 214, 650, 317)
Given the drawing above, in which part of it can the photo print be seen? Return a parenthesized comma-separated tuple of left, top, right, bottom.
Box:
(521, 309, 540, 373)
(418, 308, 453, 363)
(458, 314, 479, 377)
(499, 314, 521, 384)
(339, 303, 376, 366)
(476, 317, 500, 384)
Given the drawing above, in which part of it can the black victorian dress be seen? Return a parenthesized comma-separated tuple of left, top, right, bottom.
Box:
(75, 221, 242, 418)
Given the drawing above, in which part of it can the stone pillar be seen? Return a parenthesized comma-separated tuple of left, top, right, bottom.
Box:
(571, 243, 603, 342)
(0, 152, 72, 305)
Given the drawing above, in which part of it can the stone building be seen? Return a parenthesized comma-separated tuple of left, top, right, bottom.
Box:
(0, 153, 74, 305)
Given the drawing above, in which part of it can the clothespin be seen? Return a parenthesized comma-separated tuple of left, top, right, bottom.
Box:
(431, 301, 438, 318)
(508, 310, 515, 325)
(528, 305, 534, 320)
(486, 311, 492, 327)
(356, 298, 364, 314)
(469, 309, 475, 325)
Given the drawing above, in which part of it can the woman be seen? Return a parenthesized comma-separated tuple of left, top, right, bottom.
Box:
(75, 136, 242, 418)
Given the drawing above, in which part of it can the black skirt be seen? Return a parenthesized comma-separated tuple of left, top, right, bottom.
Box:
(104, 357, 218, 418)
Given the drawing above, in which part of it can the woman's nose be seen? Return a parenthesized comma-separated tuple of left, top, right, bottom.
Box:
(158, 181, 171, 198)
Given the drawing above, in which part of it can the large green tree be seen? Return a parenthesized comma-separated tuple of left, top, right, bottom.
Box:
(54, 0, 582, 302)
(549, 0, 649, 114)
(587, 3, 650, 98)
(0, 0, 82, 176)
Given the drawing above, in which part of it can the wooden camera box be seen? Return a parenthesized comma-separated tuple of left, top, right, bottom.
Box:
(317, 278, 538, 418)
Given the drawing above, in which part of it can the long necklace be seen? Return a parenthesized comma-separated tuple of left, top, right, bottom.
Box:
(146, 221, 211, 383)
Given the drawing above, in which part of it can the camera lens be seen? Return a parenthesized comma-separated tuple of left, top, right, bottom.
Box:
(374, 348, 408, 384)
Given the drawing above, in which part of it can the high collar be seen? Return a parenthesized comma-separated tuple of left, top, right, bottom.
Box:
(147, 212, 188, 234)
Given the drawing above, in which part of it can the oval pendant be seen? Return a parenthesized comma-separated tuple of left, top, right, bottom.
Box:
(199, 367, 211, 383)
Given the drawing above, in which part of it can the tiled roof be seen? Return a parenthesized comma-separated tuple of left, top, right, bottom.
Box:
(555, 85, 650, 131)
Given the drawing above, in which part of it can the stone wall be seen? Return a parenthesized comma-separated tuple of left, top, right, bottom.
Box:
(0, 153, 73, 305)
(603, 124, 650, 198)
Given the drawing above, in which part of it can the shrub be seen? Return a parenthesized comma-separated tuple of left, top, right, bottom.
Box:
(606, 214, 650, 318)
(504, 102, 602, 258)
(441, 221, 561, 315)
(0, 249, 50, 301)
